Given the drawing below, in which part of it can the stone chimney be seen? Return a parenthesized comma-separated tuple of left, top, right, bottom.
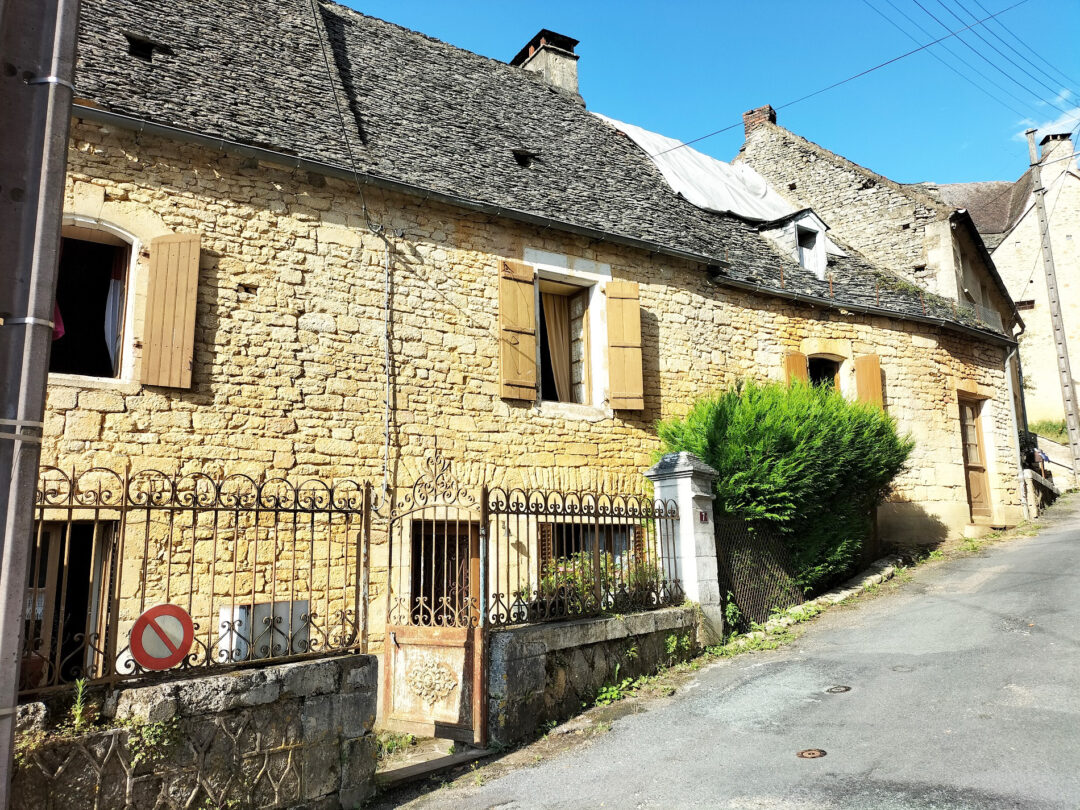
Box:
(511, 29, 580, 97)
(743, 105, 777, 138)
(1039, 132, 1075, 184)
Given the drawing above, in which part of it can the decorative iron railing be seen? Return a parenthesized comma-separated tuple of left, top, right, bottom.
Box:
(20, 466, 371, 698)
(377, 451, 682, 632)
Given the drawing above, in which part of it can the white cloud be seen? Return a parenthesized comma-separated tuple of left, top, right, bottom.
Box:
(1014, 100, 1080, 143)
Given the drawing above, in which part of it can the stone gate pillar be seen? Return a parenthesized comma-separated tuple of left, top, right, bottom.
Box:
(644, 452, 724, 644)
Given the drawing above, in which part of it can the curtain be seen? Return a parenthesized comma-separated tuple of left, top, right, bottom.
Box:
(104, 246, 129, 375)
(542, 293, 571, 402)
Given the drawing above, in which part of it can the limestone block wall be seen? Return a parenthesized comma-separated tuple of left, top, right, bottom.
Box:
(51, 120, 1022, 625)
(487, 607, 697, 745)
(738, 123, 1015, 332)
(13, 654, 378, 809)
(991, 171, 1080, 423)
(738, 123, 944, 286)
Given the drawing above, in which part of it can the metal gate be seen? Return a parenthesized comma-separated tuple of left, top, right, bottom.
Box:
(377, 453, 486, 745)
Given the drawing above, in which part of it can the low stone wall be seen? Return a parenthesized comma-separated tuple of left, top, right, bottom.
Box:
(13, 654, 378, 809)
(487, 607, 698, 745)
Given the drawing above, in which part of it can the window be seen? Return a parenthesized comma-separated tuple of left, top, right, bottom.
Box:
(499, 257, 644, 411)
(50, 235, 130, 378)
(541, 523, 636, 562)
(808, 356, 840, 388)
(22, 522, 116, 689)
(539, 279, 590, 404)
(797, 227, 817, 265)
(218, 600, 310, 661)
(409, 520, 478, 626)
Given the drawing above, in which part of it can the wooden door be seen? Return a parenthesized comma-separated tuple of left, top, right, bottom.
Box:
(959, 398, 992, 520)
(382, 518, 485, 745)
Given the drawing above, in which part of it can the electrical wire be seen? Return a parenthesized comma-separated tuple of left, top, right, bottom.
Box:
(862, 0, 1030, 118)
(951, 0, 1080, 100)
(970, 0, 1080, 92)
(911, 0, 1071, 115)
(649, 0, 1030, 157)
(933, 0, 1073, 105)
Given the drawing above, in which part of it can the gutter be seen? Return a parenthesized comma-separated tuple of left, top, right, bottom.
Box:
(73, 103, 1015, 348)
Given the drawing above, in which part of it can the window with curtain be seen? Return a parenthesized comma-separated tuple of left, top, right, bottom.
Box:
(49, 235, 130, 378)
(538, 279, 591, 404)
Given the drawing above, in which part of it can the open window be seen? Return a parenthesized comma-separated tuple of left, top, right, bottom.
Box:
(499, 258, 644, 411)
(539, 279, 591, 404)
(50, 234, 130, 378)
(808, 356, 841, 388)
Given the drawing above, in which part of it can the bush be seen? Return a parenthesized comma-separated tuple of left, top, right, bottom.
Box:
(656, 380, 913, 593)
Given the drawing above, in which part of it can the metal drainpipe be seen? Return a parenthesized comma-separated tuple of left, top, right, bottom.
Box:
(1005, 327, 1030, 520)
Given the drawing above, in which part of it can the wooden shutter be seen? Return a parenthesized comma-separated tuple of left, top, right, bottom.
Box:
(538, 523, 554, 568)
(606, 281, 644, 410)
(855, 354, 884, 407)
(784, 351, 808, 384)
(142, 233, 200, 388)
(632, 525, 646, 561)
(498, 260, 537, 400)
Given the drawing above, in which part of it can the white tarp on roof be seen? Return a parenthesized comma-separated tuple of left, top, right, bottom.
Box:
(594, 113, 794, 221)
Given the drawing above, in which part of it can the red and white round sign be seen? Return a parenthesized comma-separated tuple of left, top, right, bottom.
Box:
(130, 604, 194, 671)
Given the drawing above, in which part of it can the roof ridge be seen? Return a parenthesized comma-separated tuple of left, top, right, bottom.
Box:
(748, 121, 953, 217)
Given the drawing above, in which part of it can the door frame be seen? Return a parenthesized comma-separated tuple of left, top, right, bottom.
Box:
(958, 394, 992, 521)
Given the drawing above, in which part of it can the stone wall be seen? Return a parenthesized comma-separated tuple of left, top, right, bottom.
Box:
(991, 163, 1080, 424)
(51, 120, 1024, 642)
(737, 121, 1015, 329)
(13, 654, 378, 809)
(486, 607, 698, 745)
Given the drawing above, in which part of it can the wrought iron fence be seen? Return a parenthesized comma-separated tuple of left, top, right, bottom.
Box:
(483, 487, 682, 626)
(377, 453, 682, 631)
(714, 517, 803, 629)
(20, 466, 370, 698)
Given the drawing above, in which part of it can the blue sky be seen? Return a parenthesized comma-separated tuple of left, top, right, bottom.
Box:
(344, 0, 1080, 185)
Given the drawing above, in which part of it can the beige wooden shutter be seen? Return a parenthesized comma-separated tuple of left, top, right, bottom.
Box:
(606, 280, 644, 410)
(855, 354, 884, 407)
(784, 351, 808, 384)
(498, 259, 537, 400)
(539, 523, 554, 568)
(142, 233, 200, 388)
(632, 525, 646, 561)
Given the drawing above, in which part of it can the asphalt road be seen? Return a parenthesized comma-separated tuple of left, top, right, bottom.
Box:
(414, 496, 1080, 809)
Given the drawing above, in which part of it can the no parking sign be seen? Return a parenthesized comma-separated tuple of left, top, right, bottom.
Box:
(130, 604, 195, 671)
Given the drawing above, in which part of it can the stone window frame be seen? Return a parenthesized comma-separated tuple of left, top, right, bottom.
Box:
(54, 215, 142, 386)
(800, 338, 854, 399)
(524, 248, 613, 420)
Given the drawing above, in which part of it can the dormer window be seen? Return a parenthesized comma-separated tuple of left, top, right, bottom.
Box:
(759, 208, 830, 281)
(792, 214, 827, 279)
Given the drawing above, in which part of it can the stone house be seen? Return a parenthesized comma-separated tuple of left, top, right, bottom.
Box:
(43, 0, 1028, 664)
(931, 133, 1080, 434)
(737, 105, 1020, 336)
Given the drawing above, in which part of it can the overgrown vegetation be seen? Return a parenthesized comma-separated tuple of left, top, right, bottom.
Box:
(657, 380, 913, 592)
(1030, 418, 1067, 445)
(376, 730, 417, 761)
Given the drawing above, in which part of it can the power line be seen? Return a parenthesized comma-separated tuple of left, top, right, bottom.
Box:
(862, 0, 1030, 118)
(970, 0, 1080, 93)
(649, 0, 1030, 158)
(931, 0, 1072, 109)
(912, 0, 1064, 113)
(949, 0, 1080, 101)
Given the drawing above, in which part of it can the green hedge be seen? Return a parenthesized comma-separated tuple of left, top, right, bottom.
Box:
(656, 381, 913, 593)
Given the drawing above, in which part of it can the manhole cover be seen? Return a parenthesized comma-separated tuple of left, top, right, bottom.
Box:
(797, 749, 827, 759)
(826, 685, 851, 693)
(891, 665, 914, 673)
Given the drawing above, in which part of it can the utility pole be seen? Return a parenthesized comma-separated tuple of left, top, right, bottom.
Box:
(0, 0, 80, 806)
(1026, 128, 1080, 473)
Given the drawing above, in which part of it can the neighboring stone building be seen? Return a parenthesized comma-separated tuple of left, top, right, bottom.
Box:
(932, 133, 1080, 431)
(50, 0, 1027, 653)
(737, 105, 1020, 336)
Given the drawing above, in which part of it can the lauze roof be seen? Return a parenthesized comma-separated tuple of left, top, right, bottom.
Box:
(72, 0, 1009, 342)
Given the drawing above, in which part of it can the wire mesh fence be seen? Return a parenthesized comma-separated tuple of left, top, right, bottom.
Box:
(714, 517, 803, 630)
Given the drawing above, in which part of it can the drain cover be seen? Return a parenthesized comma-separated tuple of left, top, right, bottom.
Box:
(797, 749, 827, 759)
(826, 685, 851, 693)
(891, 665, 914, 673)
